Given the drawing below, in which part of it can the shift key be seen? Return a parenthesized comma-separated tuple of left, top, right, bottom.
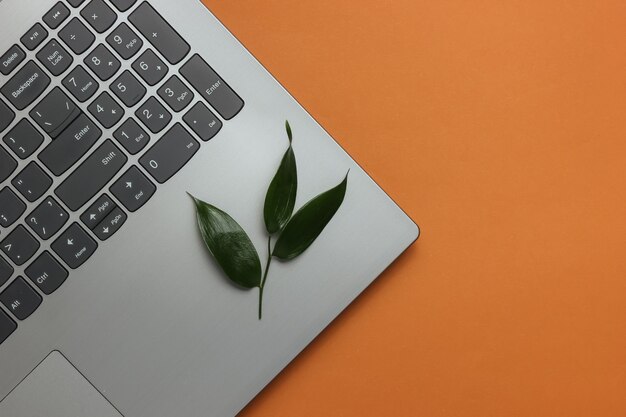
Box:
(55, 140, 127, 211)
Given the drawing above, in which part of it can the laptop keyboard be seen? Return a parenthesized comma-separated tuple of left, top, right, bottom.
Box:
(0, 0, 244, 345)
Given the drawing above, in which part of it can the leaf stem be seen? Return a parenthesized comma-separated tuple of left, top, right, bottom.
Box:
(259, 236, 272, 320)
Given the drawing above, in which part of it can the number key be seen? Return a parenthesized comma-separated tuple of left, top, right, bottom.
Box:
(1, 226, 40, 266)
(12, 162, 52, 203)
(63, 66, 98, 103)
(111, 70, 146, 107)
(88, 92, 124, 128)
(0, 187, 26, 228)
(158, 76, 194, 112)
(113, 118, 149, 154)
(26, 197, 69, 240)
(85, 45, 121, 81)
(132, 49, 167, 86)
(106, 23, 143, 60)
(135, 97, 171, 133)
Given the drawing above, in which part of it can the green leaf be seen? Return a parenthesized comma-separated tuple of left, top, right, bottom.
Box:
(190, 194, 262, 289)
(285, 120, 293, 143)
(272, 172, 349, 260)
(264, 145, 298, 234)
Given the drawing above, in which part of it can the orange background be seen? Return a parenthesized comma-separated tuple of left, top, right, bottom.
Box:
(202, 1, 626, 416)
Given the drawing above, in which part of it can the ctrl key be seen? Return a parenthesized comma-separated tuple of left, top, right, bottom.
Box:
(52, 223, 97, 269)
(0, 277, 42, 321)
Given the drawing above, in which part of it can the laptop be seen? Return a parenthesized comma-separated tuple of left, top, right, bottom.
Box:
(0, 0, 419, 415)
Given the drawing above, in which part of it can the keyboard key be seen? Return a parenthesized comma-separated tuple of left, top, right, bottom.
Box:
(139, 123, 199, 184)
(0, 277, 42, 320)
(110, 166, 155, 211)
(85, 44, 121, 81)
(107, 23, 143, 60)
(3, 119, 44, 159)
(180, 54, 244, 120)
(158, 76, 194, 112)
(0, 45, 26, 76)
(30, 87, 81, 138)
(129, 2, 190, 64)
(113, 118, 149, 154)
(0, 99, 15, 133)
(0, 188, 26, 228)
(1, 61, 51, 110)
(135, 97, 171, 133)
(21, 23, 48, 51)
(109, 0, 136, 12)
(81, 0, 117, 34)
(26, 197, 69, 240)
(0, 309, 16, 345)
(132, 49, 167, 86)
(63, 65, 99, 102)
(43, 2, 71, 29)
(67, 0, 87, 6)
(80, 194, 115, 229)
(12, 162, 52, 203)
(0, 256, 13, 287)
(25, 251, 68, 295)
(36, 39, 73, 76)
(88, 91, 124, 128)
(39, 114, 101, 176)
(0, 146, 17, 183)
(55, 140, 127, 211)
(59, 18, 96, 55)
(183, 102, 222, 141)
(111, 70, 146, 107)
(94, 206, 126, 240)
(52, 223, 97, 269)
(1, 226, 40, 266)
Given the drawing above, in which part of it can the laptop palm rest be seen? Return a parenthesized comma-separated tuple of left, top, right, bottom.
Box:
(0, 351, 123, 417)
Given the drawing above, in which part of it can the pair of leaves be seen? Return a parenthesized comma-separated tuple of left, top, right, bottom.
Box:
(190, 121, 348, 315)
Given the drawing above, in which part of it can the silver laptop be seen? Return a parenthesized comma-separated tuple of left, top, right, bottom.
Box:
(0, 0, 419, 415)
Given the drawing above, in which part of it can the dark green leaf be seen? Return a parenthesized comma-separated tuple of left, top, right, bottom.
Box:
(190, 194, 262, 289)
(264, 146, 297, 234)
(272, 172, 349, 260)
(285, 120, 293, 143)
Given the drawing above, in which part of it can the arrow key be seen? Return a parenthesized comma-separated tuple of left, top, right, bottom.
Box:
(110, 166, 155, 212)
(80, 194, 116, 230)
(94, 207, 126, 241)
(52, 223, 97, 269)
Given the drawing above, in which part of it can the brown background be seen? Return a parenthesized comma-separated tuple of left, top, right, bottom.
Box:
(202, 1, 626, 415)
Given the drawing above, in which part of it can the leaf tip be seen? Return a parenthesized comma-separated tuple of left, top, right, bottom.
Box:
(285, 120, 293, 143)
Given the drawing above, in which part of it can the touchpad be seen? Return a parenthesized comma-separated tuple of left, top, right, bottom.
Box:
(0, 351, 123, 417)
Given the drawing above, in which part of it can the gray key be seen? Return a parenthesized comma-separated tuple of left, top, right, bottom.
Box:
(88, 92, 124, 128)
(111, 70, 146, 107)
(110, 0, 136, 12)
(63, 66, 98, 103)
(183, 102, 222, 141)
(36, 39, 73, 76)
(25, 251, 68, 295)
(30, 87, 81, 138)
(110, 166, 155, 212)
(0, 45, 26, 76)
(55, 140, 128, 211)
(0, 99, 15, 133)
(0, 277, 42, 320)
(1, 61, 51, 110)
(26, 197, 69, 240)
(0, 309, 16, 345)
(94, 206, 126, 240)
(21, 24, 48, 51)
(158, 76, 194, 112)
(43, 2, 70, 29)
(0, 147, 17, 183)
(180, 54, 244, 120)
(0, 256, 13, 287)
(139, 123, 199, 184)
(12, 162, 52, 203)
(1, 226, 40, 266)
(39, 114, 102, 175)
(80, 194, 115, 229)
(59, 18, 95, 54)
(135, 97, 171, 133)
(132, 49, 167, 86)
(129, 2, 190, 64)
(0, 187, 26, 228)
(81, 0, 117, 34)
(113, 118, 149, 154)
(85, 44, 121, 81)
(52, 223, 97, 269)
(3, 119, 44, 159)
(107, 23, 143, 60)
